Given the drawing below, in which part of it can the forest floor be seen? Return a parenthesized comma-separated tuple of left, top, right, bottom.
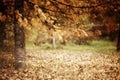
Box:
(0, 49, 120, 80)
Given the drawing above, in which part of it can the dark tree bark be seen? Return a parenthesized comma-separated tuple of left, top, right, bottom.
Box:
(0, 1, 6, 50)
(117, 25, 120, 51)
(14, 0, 26, 69)
(0, 21, 5, 50)
(116, 10, 120, 51)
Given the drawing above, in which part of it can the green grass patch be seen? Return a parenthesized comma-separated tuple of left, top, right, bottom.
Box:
(63, 40, 117, 54)
(26, 40, 118, 54)
(90, 40, 116, 53)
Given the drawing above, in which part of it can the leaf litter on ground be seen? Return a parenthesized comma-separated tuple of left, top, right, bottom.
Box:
(0, 50, 120, 80)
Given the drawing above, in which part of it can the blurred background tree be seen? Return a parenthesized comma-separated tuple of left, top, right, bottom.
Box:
(0, 0, 120, 51)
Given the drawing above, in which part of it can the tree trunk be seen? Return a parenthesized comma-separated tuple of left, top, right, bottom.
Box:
(14, 0, 26, 69)
(117, 24, 120, 51)
(0, 1, 6, 50)
(52, 33, 56, 49)
(0, 21, 5, 50)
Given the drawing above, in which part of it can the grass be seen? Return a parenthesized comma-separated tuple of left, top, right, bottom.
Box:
(64, 40, 117, 54)
(26, 40, 119, 54)
(90, 40, 116, 53)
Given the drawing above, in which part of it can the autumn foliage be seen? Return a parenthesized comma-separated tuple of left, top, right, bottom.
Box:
(0, 0, 120, 79)
(0, 0, 120, 50)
